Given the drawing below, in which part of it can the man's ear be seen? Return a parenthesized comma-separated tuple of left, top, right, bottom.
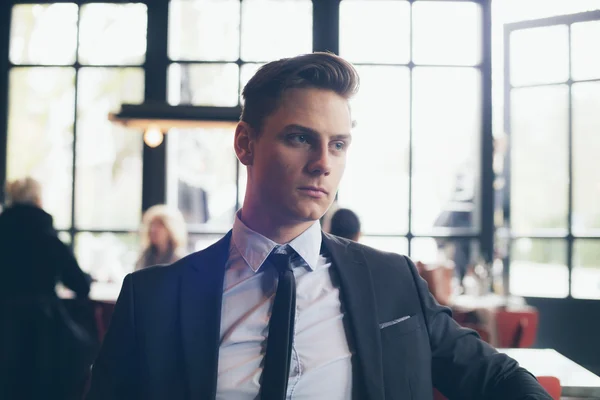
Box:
(234, 121, 255, 166)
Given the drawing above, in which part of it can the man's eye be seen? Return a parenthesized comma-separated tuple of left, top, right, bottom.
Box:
(333, 142, 345, 150)
(292, 135, 308, 143)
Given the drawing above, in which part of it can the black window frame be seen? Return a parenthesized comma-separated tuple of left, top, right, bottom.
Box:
(0, 0, 495, 272)
(501, 10, 600, 298)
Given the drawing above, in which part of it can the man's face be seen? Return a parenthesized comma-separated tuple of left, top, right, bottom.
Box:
(241, 87, 352, 227)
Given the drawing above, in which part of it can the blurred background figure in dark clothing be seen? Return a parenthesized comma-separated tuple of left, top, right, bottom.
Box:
(329, 208, 362, 242)
(433, 171, 475, 289)
(0, 177, 95, 400)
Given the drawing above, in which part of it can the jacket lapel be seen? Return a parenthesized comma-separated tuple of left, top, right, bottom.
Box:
(322, 233, 385, 400)
(180, 231, 231, 400)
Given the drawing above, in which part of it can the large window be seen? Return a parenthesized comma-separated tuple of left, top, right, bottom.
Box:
(165, 0, 487, 265)
(494, 2, 600, 299)
(4, 0, 487, 274)
(6, 2, 147, 283)
(336, 0, 484, 265)
(3, 0, 597, 299)
(166, 0, 313, 250)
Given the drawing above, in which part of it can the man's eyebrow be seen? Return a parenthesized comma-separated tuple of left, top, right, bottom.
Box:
(282, 124, 352, 140)
(331, 134, 352, 143)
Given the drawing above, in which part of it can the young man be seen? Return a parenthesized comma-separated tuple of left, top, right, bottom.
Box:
(87, 53, 551, 400)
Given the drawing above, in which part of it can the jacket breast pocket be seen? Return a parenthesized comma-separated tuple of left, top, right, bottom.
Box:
(379, 315, 428, 400)
(379, 315, 422, 336)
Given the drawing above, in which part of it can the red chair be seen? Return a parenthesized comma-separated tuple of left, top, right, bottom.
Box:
(416, 261, 454, 306)
(536, 376, 561, 400)
(93, 301, 116, 344)
(495, 308, 539, 348)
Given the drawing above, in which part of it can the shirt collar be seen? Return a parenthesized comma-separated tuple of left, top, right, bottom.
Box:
(231, 210, 322, 273)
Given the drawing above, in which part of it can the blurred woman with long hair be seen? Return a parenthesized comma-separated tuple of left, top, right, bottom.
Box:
(135, 204, 188, 270)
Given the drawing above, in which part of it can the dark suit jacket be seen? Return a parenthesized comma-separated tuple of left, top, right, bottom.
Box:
(87, 232, 551, 400)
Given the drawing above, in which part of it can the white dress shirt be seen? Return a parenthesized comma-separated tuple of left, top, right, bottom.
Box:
(216, 213, 353, 399)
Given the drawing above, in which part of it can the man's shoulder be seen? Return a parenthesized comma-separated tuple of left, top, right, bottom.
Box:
(127, 259, 186, 291)
(122, 244, 226, 307)
(323, 232, 413, 272)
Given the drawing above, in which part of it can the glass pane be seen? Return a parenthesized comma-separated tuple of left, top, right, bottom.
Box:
(510, 86, 569, 233)
(10, 4, 78, 65)
(240, 63, 265, 103)
(241, 0, 312, 62)
(7, 67, 75, 229)
(75, 68, 144, 230)
(572, 240, 600, 300)
(412, 1, 481, 66)
(337, 66, 410, 235)
(189, 233, 223, 252)
(410, 237, 438, 265)
(510, 238, 568, 298)
(78, 3, 147, 65)
(168, 0, 240, 61)
(167, 127, 238, 231)
(572, 82, 600, 234)
(412, 67, 480, 234)
(509, 25, 569, 87)
(58, 231, 71, 245)
(75, 232, 139, 284)
(339, 0, 410, 64)
(411, 237, 477, 278)
(571, 21, 600, 81)
(168, 63, 239, 107)
(360, 236, 408, 256)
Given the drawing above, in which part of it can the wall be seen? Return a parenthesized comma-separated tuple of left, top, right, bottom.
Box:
(527, 297, 600, 375)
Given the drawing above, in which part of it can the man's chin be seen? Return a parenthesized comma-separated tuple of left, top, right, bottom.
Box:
(286, 198, 331, 223)
(294, 208, 327, 223)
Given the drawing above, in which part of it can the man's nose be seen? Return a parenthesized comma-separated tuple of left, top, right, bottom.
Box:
(307, 146, 332, 176)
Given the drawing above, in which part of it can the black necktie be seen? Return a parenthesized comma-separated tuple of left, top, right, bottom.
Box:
(259, 251, 296, 399)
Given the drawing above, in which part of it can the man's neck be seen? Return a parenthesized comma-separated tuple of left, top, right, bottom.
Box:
(239, 208, 315, 244)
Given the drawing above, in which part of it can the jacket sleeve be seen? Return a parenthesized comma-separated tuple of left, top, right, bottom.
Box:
(86, 274, 138, 400)
(403, 256, 552, 400)
(50, 237, 91, 298)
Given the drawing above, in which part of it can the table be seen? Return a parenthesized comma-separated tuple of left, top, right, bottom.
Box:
(57, 282, 120, 303)
(451, 293, 526, 310)
(499, 348, 600, 398)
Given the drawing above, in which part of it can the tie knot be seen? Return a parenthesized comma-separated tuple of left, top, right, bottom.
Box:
(267, 251, 294, 275)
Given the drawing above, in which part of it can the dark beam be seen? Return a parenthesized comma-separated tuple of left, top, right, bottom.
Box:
(142, 0, 170, 212)
(0, 2, 11, 204)
(480, 0, 494, 264)
(313, 0, 340, 54)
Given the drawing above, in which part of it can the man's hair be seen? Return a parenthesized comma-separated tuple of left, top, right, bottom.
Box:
(241, 52, 360, 132)
(330, 208, 361, 240)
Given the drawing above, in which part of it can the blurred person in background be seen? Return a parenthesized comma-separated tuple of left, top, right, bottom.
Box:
(329, 207, 361, 241)
(433, 170, 475, 289)
(135, 204, 188, 270)
(0, 177, 94, 400)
